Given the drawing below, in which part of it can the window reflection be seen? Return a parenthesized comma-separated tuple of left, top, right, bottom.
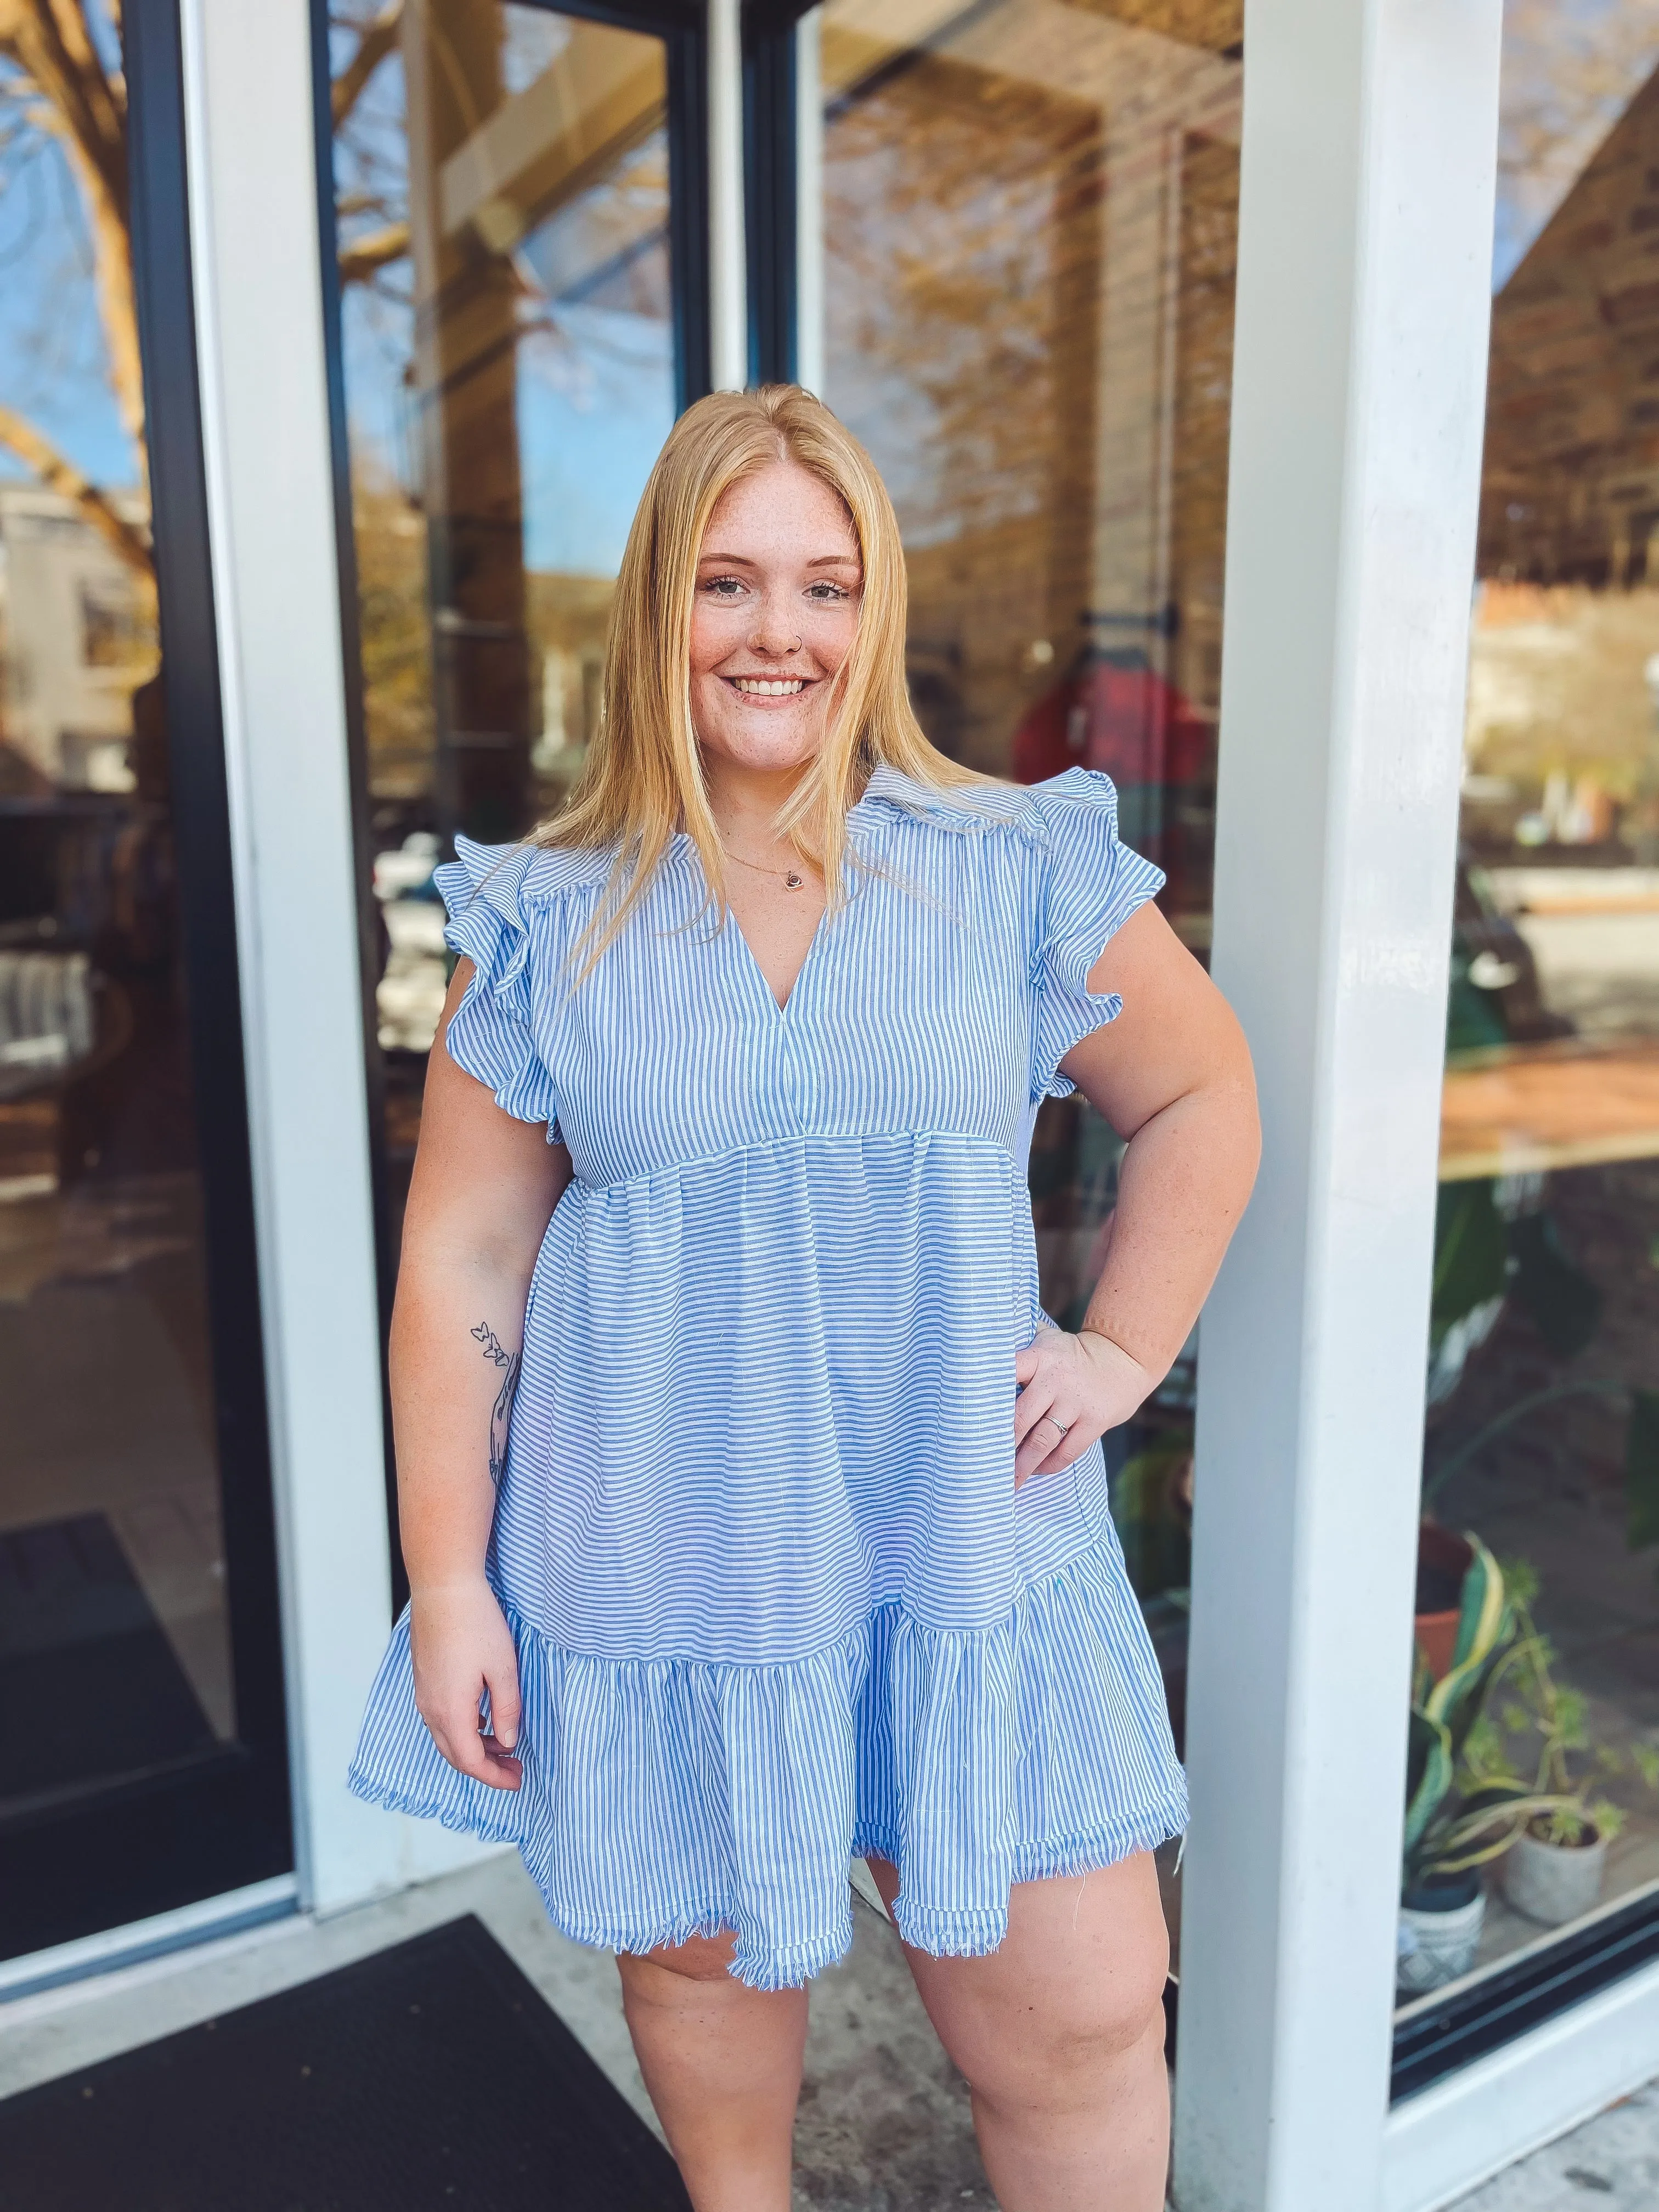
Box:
(815, 0, 1242, 1973)
(331, 1, 676, 1219)
(0, 8, 235, 1818)
(1402, 8, 1659, 2007)
(817, 0, 1239, 1662)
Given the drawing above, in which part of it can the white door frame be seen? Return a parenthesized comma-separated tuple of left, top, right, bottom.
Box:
(1173, 1, 1504, 2206)
(177, 0, 491, 1916)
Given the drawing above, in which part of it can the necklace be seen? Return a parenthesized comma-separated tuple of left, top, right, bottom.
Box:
(720, 842, 808, 891)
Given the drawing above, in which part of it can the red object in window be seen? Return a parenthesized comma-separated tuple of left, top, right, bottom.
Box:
(1011, 654, 1212, 792)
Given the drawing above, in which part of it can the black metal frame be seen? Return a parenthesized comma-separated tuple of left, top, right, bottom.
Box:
(312, 0, 713, 1612)
(310, 0, 407, 1613)
(0, 0, 293, 1960)
(1392, 1884, 1659, 2102)
(662, 0, 715, 411)
(742, 0, 803, 385)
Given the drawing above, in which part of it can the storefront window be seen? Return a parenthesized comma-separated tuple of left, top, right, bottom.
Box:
(1400, 7, 1659, 2015)
(0, 11, 241, 1842)
(814, 0, 1241, 1784)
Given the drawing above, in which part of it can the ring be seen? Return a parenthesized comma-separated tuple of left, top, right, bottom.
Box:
(1045, 1414, 1069, 1437)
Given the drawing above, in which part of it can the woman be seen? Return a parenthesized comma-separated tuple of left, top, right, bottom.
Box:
(352, 385, 1259, 2210)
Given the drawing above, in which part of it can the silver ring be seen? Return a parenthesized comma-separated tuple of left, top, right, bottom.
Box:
(1046, 1414, 1070, 1437)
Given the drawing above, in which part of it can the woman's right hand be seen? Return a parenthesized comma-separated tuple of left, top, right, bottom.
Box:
(409, 1579, 524, 1790)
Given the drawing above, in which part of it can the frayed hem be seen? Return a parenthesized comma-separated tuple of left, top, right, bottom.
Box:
(524, 1901, 854, 1991)
(854, 1796, 1190, 1960)
(348, 1540, 1189, 1991)
(350, 1768, 853, 1989)
(889, 1907, 1008, 1958)
(347, 1765, 525, 1846)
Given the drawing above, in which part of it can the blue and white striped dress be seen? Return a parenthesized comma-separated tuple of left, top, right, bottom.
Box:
(351, 764, 1188, 1987)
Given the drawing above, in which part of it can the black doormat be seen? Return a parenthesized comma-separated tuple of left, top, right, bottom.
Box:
(0, 1512, 216, 1807)
(0, 1916, 691, 2211)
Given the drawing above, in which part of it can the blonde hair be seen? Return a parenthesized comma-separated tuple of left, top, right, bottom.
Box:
(533, 383, 986, 968)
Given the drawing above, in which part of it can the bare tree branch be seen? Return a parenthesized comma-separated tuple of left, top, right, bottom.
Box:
(332, 0, 401, 129)
(0, 0, 142, 440)
(340, 218, 410, 285)
(0, 404, 153, 575)
(0, 1, 125, 215)
(337, 188, 400, 218)
(50, 0, 123, 112)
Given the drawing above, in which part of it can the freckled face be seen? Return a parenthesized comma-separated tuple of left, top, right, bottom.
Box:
(689, 461, 864, 774)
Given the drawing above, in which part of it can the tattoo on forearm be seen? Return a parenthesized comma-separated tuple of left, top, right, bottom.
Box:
(471, 1322, 522, 1486)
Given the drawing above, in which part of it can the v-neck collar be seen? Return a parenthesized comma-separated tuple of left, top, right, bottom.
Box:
(664, 772, 918, 1012)
(727, 898, 827, 1015)
(670, 842, 833, 1015)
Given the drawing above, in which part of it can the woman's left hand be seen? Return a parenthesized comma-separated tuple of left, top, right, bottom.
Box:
(1013, 1325, 1156, 1487)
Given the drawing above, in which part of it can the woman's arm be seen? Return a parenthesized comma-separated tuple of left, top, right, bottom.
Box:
(393, 957, 571, 1785)
(1014, 901, 1260, 1485)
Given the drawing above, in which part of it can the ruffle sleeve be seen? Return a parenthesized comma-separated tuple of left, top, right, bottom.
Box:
(432, 835, 560, 1128)
(1028, 769, 1166, 1101)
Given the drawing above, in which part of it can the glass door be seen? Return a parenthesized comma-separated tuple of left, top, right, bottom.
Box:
(323, 6, 708, 1581)
(0, 1, 290, 1956)
(1391, 12, 1659, 2096)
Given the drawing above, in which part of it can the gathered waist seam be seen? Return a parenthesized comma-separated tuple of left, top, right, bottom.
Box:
(490, 1532, 1106, 1673)
(562, 1125, 1023, 1201)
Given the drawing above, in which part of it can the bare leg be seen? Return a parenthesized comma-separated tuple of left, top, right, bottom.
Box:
(867, 1851, 1170, 2211)
(615, 1928, 806, 2211)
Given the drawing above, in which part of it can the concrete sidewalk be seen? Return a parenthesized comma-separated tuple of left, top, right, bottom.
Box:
(0, 1850, 986, 2210)
(2, 1850, 1655, 2209)
(1449, 2083, 1659, 2210)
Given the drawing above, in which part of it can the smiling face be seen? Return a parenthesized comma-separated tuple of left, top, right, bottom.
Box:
(689, 460, 864, 780)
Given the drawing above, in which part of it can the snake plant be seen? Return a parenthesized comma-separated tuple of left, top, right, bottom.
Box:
(1403, 1534, 1516, 1889)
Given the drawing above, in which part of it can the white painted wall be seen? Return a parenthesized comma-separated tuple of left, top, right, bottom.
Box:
(178, 0, 490, 1915)
(1170, 0, 1503, 2204)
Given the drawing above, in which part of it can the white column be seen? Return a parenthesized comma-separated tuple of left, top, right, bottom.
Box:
(1172, 1, 1502, 2205)
(179, 0, 491, 1915)
(794, 7, 826, 397)
(707, 0, 748, 390)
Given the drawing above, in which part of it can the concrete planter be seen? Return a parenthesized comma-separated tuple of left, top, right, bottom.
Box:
(1398, 1878, 1486, 1995)
(1502, 1825, 1607, 1927)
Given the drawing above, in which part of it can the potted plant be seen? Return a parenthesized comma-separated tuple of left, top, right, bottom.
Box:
(1415, 1521, 1474, 1683)
(1399, 1536, 1517, 1996)
(1449, 1561, 1659, 1928)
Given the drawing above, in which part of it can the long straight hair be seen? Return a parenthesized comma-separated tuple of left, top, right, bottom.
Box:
(532, 384, 987, 969)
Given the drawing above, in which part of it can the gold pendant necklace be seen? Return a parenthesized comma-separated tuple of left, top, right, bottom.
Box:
(721, 844, 807, 891)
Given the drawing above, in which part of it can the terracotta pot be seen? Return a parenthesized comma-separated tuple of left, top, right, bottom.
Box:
(1398, 1872, 1485, 1995)
(1415, 1523, 1475, 1681)
(1501, 1825, 1607, 1927)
